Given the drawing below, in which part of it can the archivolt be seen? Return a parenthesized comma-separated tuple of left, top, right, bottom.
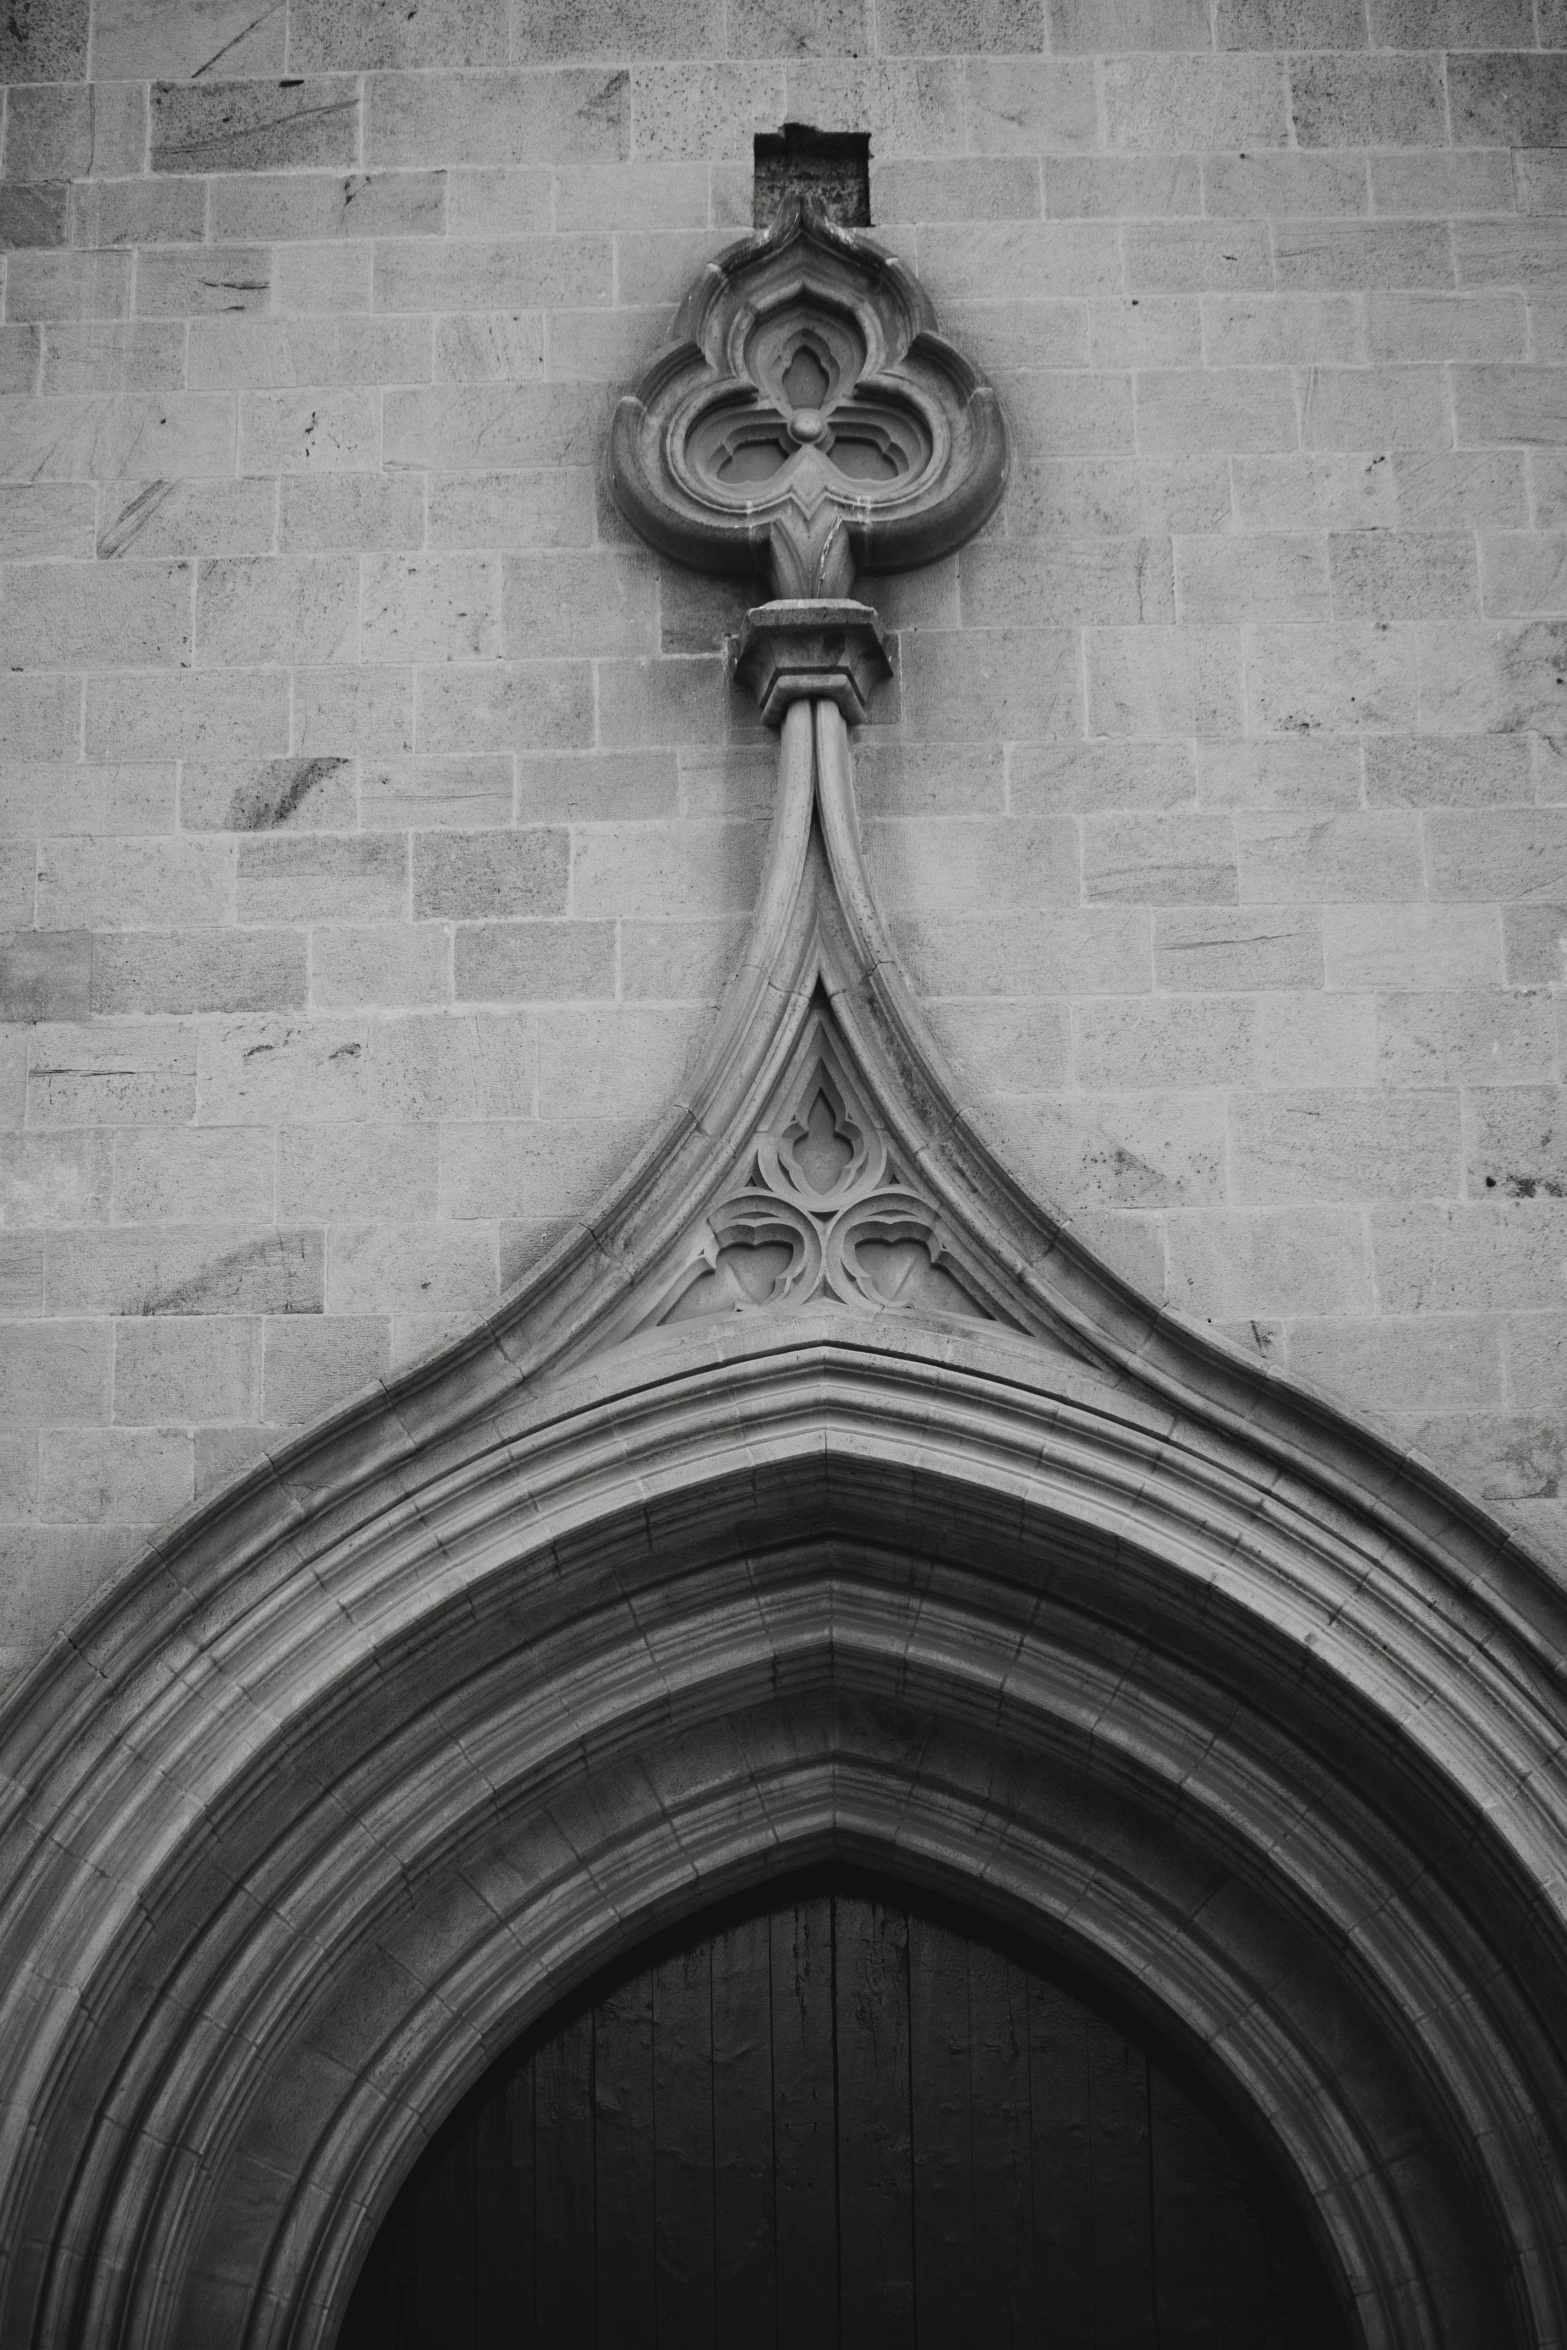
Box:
(1, 702, 1565, 2347)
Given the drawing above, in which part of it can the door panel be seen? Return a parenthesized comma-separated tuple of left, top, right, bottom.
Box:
(339, 1881, 1352, 2350)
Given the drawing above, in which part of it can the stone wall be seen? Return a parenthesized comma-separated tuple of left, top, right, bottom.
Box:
(1, 0, 1565, 1679)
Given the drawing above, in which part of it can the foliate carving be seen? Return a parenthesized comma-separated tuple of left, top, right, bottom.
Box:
(638, 1008, 1023, 1334)
(609, 195, 1009, 604)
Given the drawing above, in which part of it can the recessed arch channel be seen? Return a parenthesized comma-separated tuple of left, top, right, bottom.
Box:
(0, 1316, 1564, 2349)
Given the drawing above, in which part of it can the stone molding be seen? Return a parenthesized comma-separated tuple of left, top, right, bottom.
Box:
(0, 686, 1563, 2344)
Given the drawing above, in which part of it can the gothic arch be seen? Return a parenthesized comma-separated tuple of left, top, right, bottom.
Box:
(1, 200, 1565, 2350)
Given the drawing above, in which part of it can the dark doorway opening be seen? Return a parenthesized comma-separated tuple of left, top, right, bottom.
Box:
(339, 1872, 1352, 2348)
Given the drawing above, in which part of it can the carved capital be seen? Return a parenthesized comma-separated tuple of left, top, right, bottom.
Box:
(734, 597, 892, 727)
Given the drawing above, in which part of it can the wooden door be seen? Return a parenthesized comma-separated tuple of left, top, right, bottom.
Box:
(339, 1880, 1351, 2349)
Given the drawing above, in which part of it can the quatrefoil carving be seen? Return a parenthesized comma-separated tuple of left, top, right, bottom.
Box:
(610, 194, 1009, 602)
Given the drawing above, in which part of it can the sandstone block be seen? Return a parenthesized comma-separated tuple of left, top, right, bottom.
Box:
(368, 69, 629, 167)
(1374, 1200, 1567, 1312)
(311, 921, 451, 1009)
(537, 1005, 706, 1119)
(3, 85, 144, 182)
(37, 837, 233, 932)
(92, 930, 305, 1018)
(1417, 621, 1567, 733)
(1167, 1204, 1371, 1318)
(2, 558, 190, 670)
(325, 1222, 497, 1314)
(97, 479, 277, 558)
(1197, 739, 1360, 812)
(619, 917, 747, 1003)
(1453, 368, 1567, 448)
(455, 920, 616, 1003)
(196, 556, 358, 668)
(0, 1130, 112, 1227)
(361, 757, 512, 831)
(27, 1020, 195, 1127)
(0, 676, 81, 758)
(1448, 54, 1567, 149)
(1274, 223, 1451, 295)
(366, 1009, 536, 1121)
(571, 821, 765, 921)
(1103, 56, 1288, 151)
(1175, 534, 1329, 625)
(1003, 1091, 1225, 1210)
(93, 0, 284, 75)
(0, 1323, 110, 1428)
(1237, 811, 1424, 902)
(1008, 742, 1193, 815)
(46, 1226, 325, 1316)
(39, 1426, 193, 1525)
(237, 834, 406, 922)
(1288, 1316, 1503, 1418)
(278, 1123, 440, 1220)
(295, 666, 413, 758)
(868, 816, 1079, 913)
(1303, 366, 1450, 452)
(439, 1115, 643, 1219)
(0, 932, 90, 1025)
(1232, 1087, 1460, 1205)
(0, 393, 236, 482)
(6, 251, 133, 323)
(189, 317, 430, 390)
(261, 1316, 390, 1423)
(1247, 622, 1416, 733)
(1084, 813, 1237, 904)
(1290, 54, 1446, 148)
(1323, 903, 1502, 991)
(238, 391, 380, 474)
(962, 59, 1098, 155)
(1202, 155, 1366, 219)
(280, 475, 424, 557)
(113, 1316, 258, 1427)
(195, 1015, 369, 1124)
(412, 830, 567, 921)
(1074, 996, 1253, 1091)
(1329, 531, 1478, 620)
(151, 79, 360, 173)
(1136, 369, 1297, 457)
(1086, 627, 1243, 738)
(1480, 534, 1567, 618)
(428, 470, 595, 551)
(924, 998, 1069, 1092)
(1154, 906, 1321, 991)
(112, 1125, 274, 1223)
(1252, 992, 1376, 1087)
(1364, 735, 1531, 807)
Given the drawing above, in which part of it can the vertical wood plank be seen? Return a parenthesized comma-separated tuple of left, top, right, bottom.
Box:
(1149, 2061, 1221, 2349)
(712, 1911, 777, 2345)
(771, 1896, 838, 2344)
(1027, 1974, 1095, 2344)
(1086, 2010, 1155, 2347)
(908, 1913, 972, 2339)
(834, 1893, 915, 2350)
(340, 2185, 418, 2350)
(652, 1941, 715, 2350)
(475, 2060, 534, 2349)
(535, 2007, 595, 2350)
(595, 1974, 657, 2350)
(414, 2128, 475, 2350)
(968, 1944, 1032, 2348)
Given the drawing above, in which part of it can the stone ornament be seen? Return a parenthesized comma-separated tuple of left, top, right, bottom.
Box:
(609, 193, 1008, 607)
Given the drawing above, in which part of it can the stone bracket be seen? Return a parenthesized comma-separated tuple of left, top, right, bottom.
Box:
(733, 599, 892, 728)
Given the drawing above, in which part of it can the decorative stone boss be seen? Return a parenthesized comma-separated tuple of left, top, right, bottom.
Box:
(610, 191, 1010, 731)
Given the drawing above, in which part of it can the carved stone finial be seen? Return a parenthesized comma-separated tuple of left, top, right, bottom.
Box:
(609, 192, 1009, 720)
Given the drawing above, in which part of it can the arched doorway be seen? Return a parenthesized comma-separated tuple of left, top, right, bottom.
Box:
(341, 1876, 1350, 2349)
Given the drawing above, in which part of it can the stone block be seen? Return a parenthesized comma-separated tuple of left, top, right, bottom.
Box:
(1074, 997, 1254, 1091)
(501, 553, 658, 660)
(0, 0, 87, 75)
(923, 999, 1069, 1092)
(135, 248, 271, 318)
(1374, 1200, 1567, 1312)
(261, 1317, 390, 1424)
(940, 298, 1089, 373)
(1455, 224, 1567, 293)
(537, 1005, 707, 1119)
(2, 558, 190, 670)
(553, 162, 707, 232)
(367, 1003, 537, 1124)
(46, 1226, 325, 1317)
(190, 317, 430, 390)
(1002, 1091, 1225, 1210)
(37, 837, 234, 933)
(1237, 811, 1424, 902)
(279, 476, 424, 555)
(1364, 735, 1531, 807)
(619, 917, 747, 1002)
(1232, 1088, 1460, 1205)
(439, 1115, 644, 1219)
(27, 1020, 195, 1127)
(1428, 810, 1567, 904)
(92, 930, 307, 1016)
(920, 223, 1122, 304)
(196, 557, 358, 668)
(1129, 224, 1276, 299)
(384, 384, 608, 470)
(783, 58, 964, 157)
(445, 169, 554, 237)
(0, 1237, 43, 1317)
(112, 1125, 274, 1223)
(434, 314, 547, 384)
(1323, 903, 1502, 991)
(1530, 450, 1567, 525)
(1217, 0, 1367, 39)
(1274, 224, 1452, 296)
(1136, 369, 1298, 457)
(196, 1016, 369, 1125)
(1008, 742, 1193, 815)
(1167, 1204, 1372, 1318)
(0, 390, 237, 481)
(325, 1222, 498, 1314)
(875, 157, 1044, 227)
(1102, 56, 1288, 152)
(3, 86, 144, 182)
(311, 922, 450, 1010)
(0, 1323, 110, 1428)
(899, 627, 1082, 742)
(455, 921, 616, 1003)
(1370, 154, 1517, 217)
(416, 662, 594, 756)
(1085, 627, 1243, 739)
(1175, 534, 1329, 625)
(113, 1317, 258, 1428)
(151, 79, 360, 173)
(0, 932, 91, 1025)
(1089, 299, 1203, 370)
(278, 1122, 440, 1220)
(1391, 451, 1526, 531)
(1505, 1314, 1567, 1411)
(1368, 295, 1525, 373)
(1419, 622, 1567, 732)
(571, 820, 765, 921)
(0, 325, 39, 392)
(1329, 531, 1478, 620)
(237, 834, 407, 923)
(375, 234, 611, 313)
(361, 757, 511, 831)
(1290, 54, 1447, 148)
(632, 60, 791, 160)
(238, 391, 380, 474)
(0, 487, 94, 561)
(867, 817, 1079, 913)
(1083, 813, 1237, 904)
(1197, 739, 1361, 812)
(1252, 992, 1377, 1087)
(1448, 55, 1567, 149)
(1004, 371, 1136, 457)
(1378, 992, 1555, 1090)
(1202, 155, 1366, 220)
(358, 555, 498, 664)
(962, 59, 1099, 155)
(1453, 368, 1567, 447)
(294, 667, 414, 758)
(518, 752, 678, 822)
(1480, 535, 1567, 618)
(726, 0, 874, 56)
(368, 68, 628, 167)
(428, 471, 595, 551)
(1154, 906, 1322, 991)
(1248, 622, 1416, 733)
(63, 178, 195, 250)
(962, 540, 1172, 629)
(1048, 0, 1210, 43)
(412, 830, 568, 921)
(97, 479, 277, 558)
(7, 250, 134, 324)
(1231, 453, 1394, 532)
(0, 677, 81, 759)
(93, 0, 285, 75)
(1288, 1317, 1503, 1419)
(1303, 366, 1450, 452)
(0, 1130, 112, 1227)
